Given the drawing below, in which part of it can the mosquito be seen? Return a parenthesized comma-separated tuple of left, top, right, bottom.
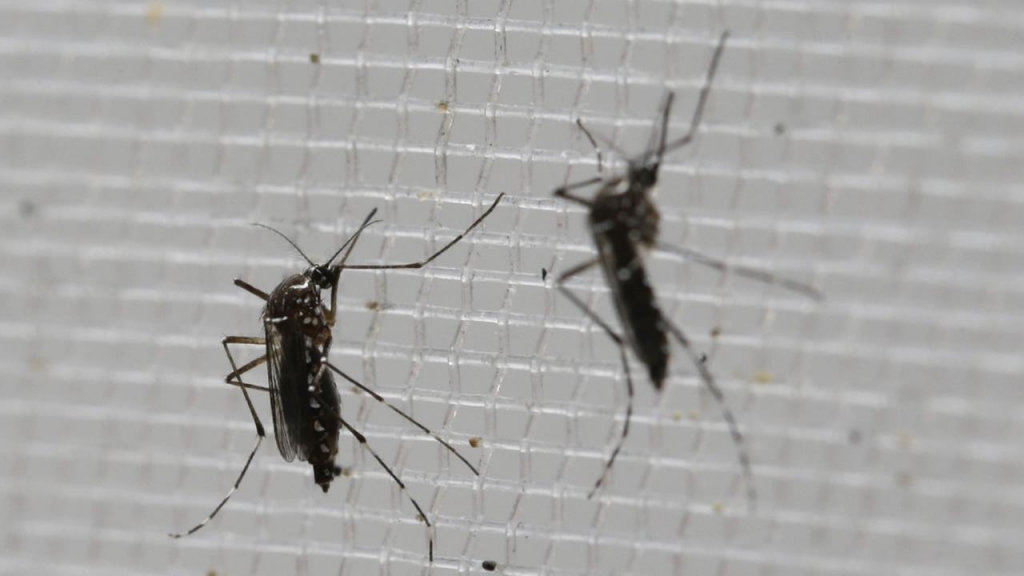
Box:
(171, 194, 505, 562)
(552, 31, 821, 504)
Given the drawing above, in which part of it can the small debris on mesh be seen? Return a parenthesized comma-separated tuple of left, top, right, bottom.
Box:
(754, 371, 773, 384)
(898, 431, 913, 449)
(18, 200, 35, 219)
(309, 53, 320, 64)
(773, 122, 786, 135)
(541, 268, 547, 281)
(28, 356, 47, 373)
(146, 1, 164, 27)
(469, 437, 482, 448)
(482, 560, 498, 571)
(365, 300, 380, 311)
(848, 429, 863, 445)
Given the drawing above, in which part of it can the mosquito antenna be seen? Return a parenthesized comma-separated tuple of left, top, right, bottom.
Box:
(324, 208, 380, 268)
(252, 223, 315, 267)
(576, 118, 632, 168)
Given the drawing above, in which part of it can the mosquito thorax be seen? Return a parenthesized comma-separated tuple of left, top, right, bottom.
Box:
(627, 163, 659, 194)
(266, 273, 320, 306)
(263, 274, 331, 341)
(589, 184, 661, 249)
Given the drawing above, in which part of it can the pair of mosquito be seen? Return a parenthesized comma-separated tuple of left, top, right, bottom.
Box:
(171, 30, 820, 562)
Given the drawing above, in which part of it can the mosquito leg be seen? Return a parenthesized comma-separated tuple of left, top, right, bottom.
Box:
(575, 117, 629, 167)
(327, 267, 342, 328)
(337, 193, 504, 272)
(224, 355, 267, 386)
(327, 362, 480, 476)
(655, 242, 823, 301)
(221, 335, 268, 381)
(661, 318, 757, 510)
(555, 259, 637, 497)
(553, 176, 605, 207)
(587, 345, 634, 499)
(221, 337, 268, 434)
(313, 393, 436, 562)
(555, 259, 624, 347)
(234, 279, 270, 301)
(324, 209, 380, 327)
(575, 118, 606, 174)
(556, 117, 630, 205)
(652, 91, 676, 160)
(659, 30, 729, 158)
(224, 380, 270, 393)
(220, 336, 270, 391)
(169, 337, 268, 538)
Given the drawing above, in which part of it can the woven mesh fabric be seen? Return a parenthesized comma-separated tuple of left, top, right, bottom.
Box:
(2, 1, 1023, 575)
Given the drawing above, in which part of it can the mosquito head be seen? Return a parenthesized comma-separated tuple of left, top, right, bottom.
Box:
(627, 162, 660, 196)
(252, 224, 335, 289)
(306, 264, 335, 291)
(254, 210, 381, 293)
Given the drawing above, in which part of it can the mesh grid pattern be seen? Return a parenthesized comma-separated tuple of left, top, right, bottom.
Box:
(2, 1, 1024, 575)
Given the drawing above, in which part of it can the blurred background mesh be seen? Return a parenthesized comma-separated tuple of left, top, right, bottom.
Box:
(1, 1, 1023, 575)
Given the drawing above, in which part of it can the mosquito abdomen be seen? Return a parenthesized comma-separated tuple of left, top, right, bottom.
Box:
(593, 222, 670, 390)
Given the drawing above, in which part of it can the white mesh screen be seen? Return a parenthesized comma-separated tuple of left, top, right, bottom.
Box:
(3, 1, 1023, 575)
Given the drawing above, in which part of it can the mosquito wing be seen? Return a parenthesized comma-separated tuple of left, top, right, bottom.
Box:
(265, 320, 305, 462)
